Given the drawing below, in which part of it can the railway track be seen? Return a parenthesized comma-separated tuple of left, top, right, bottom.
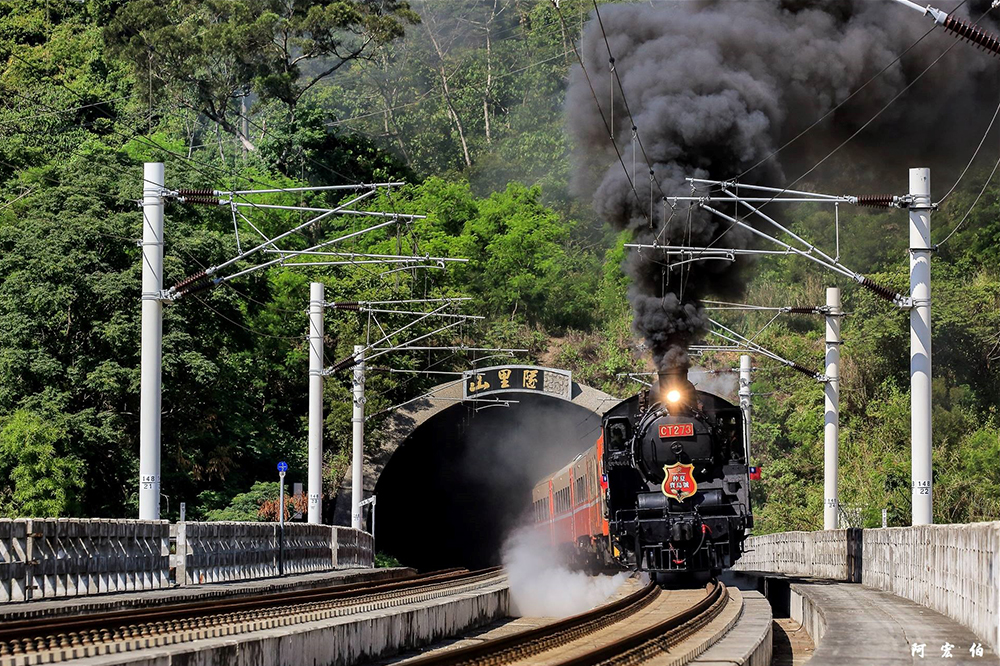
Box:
(0, 567, 504, 666)
(403, 579, 728, 666)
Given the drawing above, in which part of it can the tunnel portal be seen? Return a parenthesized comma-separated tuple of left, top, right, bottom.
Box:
(373, 377, 615, 572)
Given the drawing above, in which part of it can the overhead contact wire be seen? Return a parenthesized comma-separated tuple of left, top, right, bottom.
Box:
(552, 1, 651, 227)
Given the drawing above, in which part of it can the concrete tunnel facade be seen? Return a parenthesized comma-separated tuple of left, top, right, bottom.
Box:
(333, 368, 618, 571)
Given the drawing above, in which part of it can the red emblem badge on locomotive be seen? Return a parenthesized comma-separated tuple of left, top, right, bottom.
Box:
(661, 462, 697, 501)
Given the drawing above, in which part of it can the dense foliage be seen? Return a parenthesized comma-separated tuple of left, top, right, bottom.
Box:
(0, 0, 996, 530)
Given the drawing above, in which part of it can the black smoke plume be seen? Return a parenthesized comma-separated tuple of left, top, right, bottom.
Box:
(567, 0, 999, 371)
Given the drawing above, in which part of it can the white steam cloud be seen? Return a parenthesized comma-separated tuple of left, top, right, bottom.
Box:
(688, 366, 739, 401)
(501, 526, 626, 618)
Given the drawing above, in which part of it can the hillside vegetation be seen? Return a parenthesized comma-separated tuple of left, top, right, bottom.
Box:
(0, 0, 996, 530)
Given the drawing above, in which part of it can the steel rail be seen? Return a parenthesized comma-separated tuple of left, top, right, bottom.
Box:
(401, 579, 663, 666)
(0, 567, 488, 645)
(0, 568, 505, 663)
(552, 581, 727, 666)
(0, 568, 506, 664)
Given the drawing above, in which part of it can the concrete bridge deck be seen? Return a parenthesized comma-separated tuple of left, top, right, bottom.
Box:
(791, 578, 996, 665)
(731, 572, 997, 665)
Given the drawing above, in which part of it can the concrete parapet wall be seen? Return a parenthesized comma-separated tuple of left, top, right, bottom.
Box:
(335, 527, 373, 569)
(789, 585, 826, 649)
(733, 529, 850, 580)
(0, 519, 169, 603)
(174, 522, 373, 586)
(732, 521, 1000, 653)
(861, 522, 1000, 654)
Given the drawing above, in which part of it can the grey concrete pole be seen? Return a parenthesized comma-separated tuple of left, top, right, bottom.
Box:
(351, 345, 365, 529)
(824, 287, 841, 530)
(738, 355, 752, 464)
(307, 282, 324, 524)
(139, 163, 165, 520)
(910, 167, 933, 525)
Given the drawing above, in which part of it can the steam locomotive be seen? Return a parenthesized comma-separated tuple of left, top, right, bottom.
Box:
(530, 370, 753, 577)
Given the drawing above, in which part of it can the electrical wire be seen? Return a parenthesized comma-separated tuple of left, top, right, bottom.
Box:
(730, 16, 950, 181)
(697, 9, 986, 259)
(936, 87, 1000, 206)
(328, 3, 590, 129)
(190, 294, 304, 342)
(552, 1, 650, 226)
(583, 0, 986, 280)
(0, 152, 307, 337)
(0, 90, 140, 129)
(5, 51, 370, 209)
(935, 146, 1000, 247)
(590, 1, 670, 207)
(4, 76, 405, 293)
(0, 112, 326, 320)
(0, 153, 140, 209)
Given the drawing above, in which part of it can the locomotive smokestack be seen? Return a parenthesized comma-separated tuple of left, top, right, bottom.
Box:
(656, 367, 687, 393)
(657, 367, 695, 411)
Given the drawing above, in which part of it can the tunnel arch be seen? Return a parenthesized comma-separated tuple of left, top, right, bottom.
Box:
(333, 370, 618, 570)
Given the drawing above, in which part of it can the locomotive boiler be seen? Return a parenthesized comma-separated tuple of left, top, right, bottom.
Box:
(530, 369, 753, 578)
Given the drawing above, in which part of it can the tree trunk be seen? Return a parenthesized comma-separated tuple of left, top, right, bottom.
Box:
(384, 98, 413, 166)
(483, 6, 494, 145)
(425, 23, 472, 167)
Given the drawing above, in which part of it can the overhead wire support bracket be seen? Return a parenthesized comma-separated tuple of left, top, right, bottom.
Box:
(168, 186, 433, 298)
(263, 251, 466, 263)
(706, 319, 826, 382)
(324, 297, 472, 310)
(366, 346, 528, 353)
(168, 189, 378, 297)
(324, 304, 474, 373)
(221, 182, 406, 196)
(225, 202, 426, 220)
(672, 180, 911, 308)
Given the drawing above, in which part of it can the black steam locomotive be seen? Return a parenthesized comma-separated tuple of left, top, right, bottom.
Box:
(601, 371, 753, 576)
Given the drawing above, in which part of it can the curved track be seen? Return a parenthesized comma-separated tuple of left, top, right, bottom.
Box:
(0, 568, 503, 664)
(404, 579, 727, 666)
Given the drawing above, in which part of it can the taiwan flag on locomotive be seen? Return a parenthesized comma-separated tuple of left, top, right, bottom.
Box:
(749, 466, 762, 480)
(661, 462, 697, 501)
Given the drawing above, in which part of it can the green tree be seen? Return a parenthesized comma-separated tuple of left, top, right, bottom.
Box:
(203, 481, 277, 521)
(0, 410, 84, 517)
(106, 0, 419, 148)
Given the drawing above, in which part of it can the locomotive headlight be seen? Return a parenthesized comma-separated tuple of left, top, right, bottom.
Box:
(666, 389, 682, 403)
